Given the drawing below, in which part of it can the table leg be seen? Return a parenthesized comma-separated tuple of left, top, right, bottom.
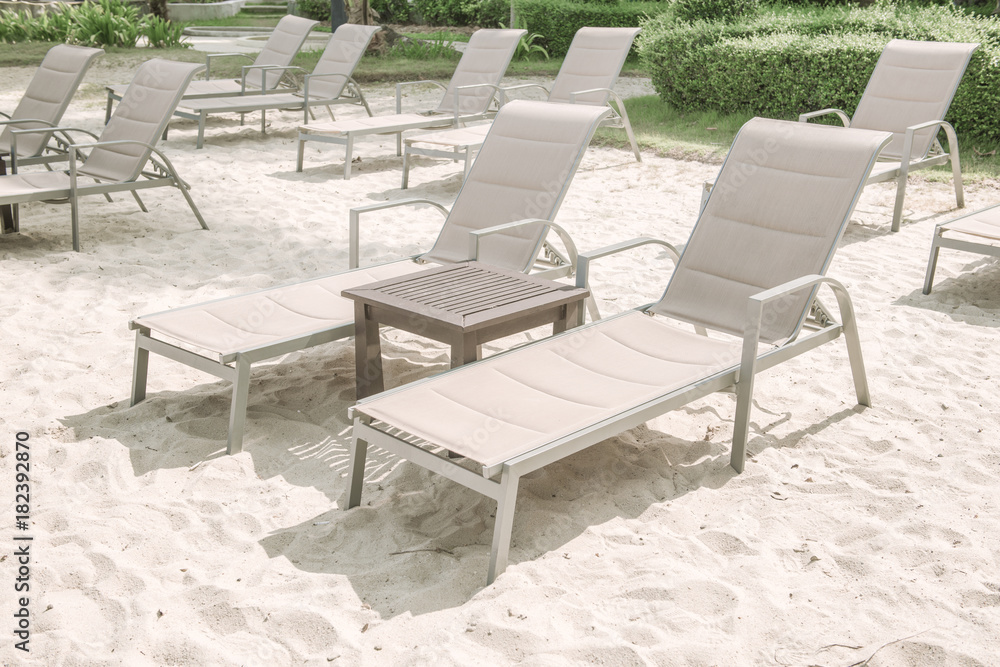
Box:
(354, 302, 384, 399)
(553, 301, 583, 335)
(451, 331, 480, 369)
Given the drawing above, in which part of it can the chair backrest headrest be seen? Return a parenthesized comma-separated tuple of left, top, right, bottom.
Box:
(0, 44, 104, 158)
(421, 100, 610, 271)
(547, 27, 640, 106)
(306, 23, 381, 99)
(435, 29, 526, 115)
(245, 14, 318, 90)
(651, 118, 890, 344)
(80, 60, 204, 183)
(850, 39, 978, 160)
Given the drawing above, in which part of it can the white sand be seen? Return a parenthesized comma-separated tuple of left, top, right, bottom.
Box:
(1, 61, 999, 666)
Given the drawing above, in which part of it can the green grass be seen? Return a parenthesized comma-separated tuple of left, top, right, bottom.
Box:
(399, 30, 471, 43)
(4, 35, 998, 181)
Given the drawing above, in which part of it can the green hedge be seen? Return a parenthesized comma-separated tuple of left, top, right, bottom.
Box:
(638, 3, 1000, 141)
(513, 0, 667, 57)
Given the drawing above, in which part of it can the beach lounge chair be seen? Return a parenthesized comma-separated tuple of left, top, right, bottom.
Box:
(295, 28, 526, 179)
(0, 59, 209, 251)
(129, 100, 610, 455)
(104, 15, 319, 122)
(702, 39, 978, 232)
(1, 44, 104, 232)
(345, 117, 891, 585)
(173, 24, 381, 149)
(923, 204, 1000, 293)
(401, 27, 641, 189)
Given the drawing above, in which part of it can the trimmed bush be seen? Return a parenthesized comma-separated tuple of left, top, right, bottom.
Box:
(674, 0, 759, 23)
(296, 0, 330, 21)
(513, 0, 667, 56)
(638, 3, 1000, 141)
(371, 0, 410, 23)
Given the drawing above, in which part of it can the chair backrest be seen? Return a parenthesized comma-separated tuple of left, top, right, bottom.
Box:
(434, 29, 526, 116)
(0, 44, 104, 158)
(547, 27, 640, 106)
(421, 100, 609, 270)
(79, 60, 205, 183)
(245, 15, 318, 90)
(651, 118, 890, 344)
(850, 39, 978, 160)
(306, 23, 381, 99)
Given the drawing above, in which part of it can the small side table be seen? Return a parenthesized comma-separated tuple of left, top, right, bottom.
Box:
(342, 262, 590, 399)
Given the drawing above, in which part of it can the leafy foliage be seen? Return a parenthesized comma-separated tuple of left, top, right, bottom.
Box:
(296, 0, 330, 21)
(0, 0, 186, 48)
(371, 0, 411, 23)
(673, 0, 759, 23)
(638, 2, 1000, 141)
(513, 0, 667, 57)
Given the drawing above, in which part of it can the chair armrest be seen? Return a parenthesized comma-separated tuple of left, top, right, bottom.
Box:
(453, 83, 504, 122)
(797, 108, 851, 126)
(204, 52, 254, 80)
(500, 83, 550, 99)
(0, 118, 57, 128)
(575, 238, 681, 290)
(395, 80, 447, 114)
(899, 119, 958, 168)
(9, 126, 101, 170)
(302, 72, 352, 103)
(348, 199, 450, 269)
(468, 218, 580, 272)
(241, 64, 304, 92)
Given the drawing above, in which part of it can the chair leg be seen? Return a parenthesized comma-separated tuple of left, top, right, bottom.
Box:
(619, 105, 641, 162)
(401, 147, 410, 190)
(462, 148, 472, 180)
(176, 179, 209, 231)
(346, 427, 369, 509)
(197, 114, 206, 150)
(130, 333, 149, 406)
(260, 110, 267, 136)
(226, 356, 252, 455)
(839, 305, 871, 409)
(487, 467, 521, 585)
(923, 232, 943, 295)
(296, 135, 306, 172)
(105, 91, 113, 124)
(131, 191, 148, 213)
(951, 151, 965, 210)
(891, 172, 908, 233)
(396, 131, 402, 157)
(71, 197, 81, 252)
(344, 134, 354, 180)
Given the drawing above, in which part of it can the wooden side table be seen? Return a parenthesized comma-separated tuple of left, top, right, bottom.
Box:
(342, 262, 590, 399)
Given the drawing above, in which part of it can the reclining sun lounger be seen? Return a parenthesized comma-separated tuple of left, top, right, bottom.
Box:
(401, 26, 641, 188)
(923, 204, 1000, 293)
(173, 24, 381, 149)
(345, 117, 892, 585)
(0, 59, 208, 251)
(104, 15, 319, 122)
(702, 39, 978, 232)
(1, 44, 104, 232)
(295, 28, 525, 179)
(129, 100, 609, 455)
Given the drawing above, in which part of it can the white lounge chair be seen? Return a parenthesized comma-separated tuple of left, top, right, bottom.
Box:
(295, 28, 526, 179)
(1, 44, 104, 232)
(104, 15, 319, 122)
(0, 59, 209, 251)
(401, 26, 642, 189)
(702, 39, 978, 232)
(923, 204, 1000, 293)
(173, 24, 381, 149)
(129, 100, 609, 455)
(346, 117, 892, 584)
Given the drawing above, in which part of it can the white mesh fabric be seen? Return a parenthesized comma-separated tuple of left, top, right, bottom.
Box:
(0, 45, 103, 158)
(652, 118, 890, 343)
(851, 39, 978, 160)
(547, 27, 640, 106)
(421, 101, 609, 270)
(434, 29, 525, 115)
